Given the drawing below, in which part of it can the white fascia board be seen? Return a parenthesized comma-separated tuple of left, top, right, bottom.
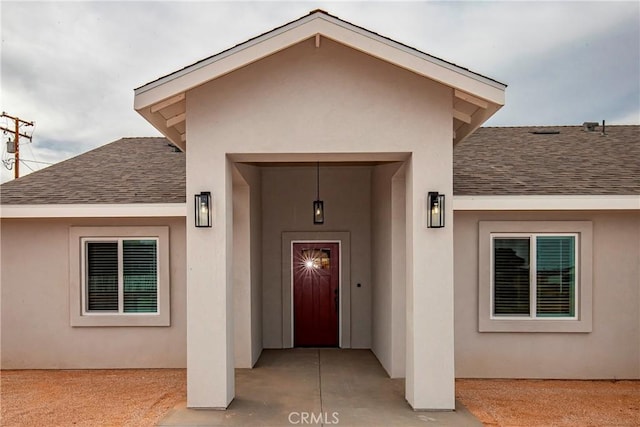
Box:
(134, 13, 505, 110)
(453, 195, 640, 211)
(134, 17, 324, 109)
(314, 17, 505, 104)
(0, 203, 187, 219)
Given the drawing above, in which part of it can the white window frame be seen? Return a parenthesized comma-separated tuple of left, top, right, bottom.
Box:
(70, 226, 170, 327)
(81, 237, 159, 316)
(490, 233, 579, 321)
(479, 221, 592, 333)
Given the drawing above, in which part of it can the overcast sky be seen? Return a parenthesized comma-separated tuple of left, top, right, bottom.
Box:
(1, 1, 638, 183)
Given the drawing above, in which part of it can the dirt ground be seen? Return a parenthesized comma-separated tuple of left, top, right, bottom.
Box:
(1, 370, 639, 426)
(456, 379, 640, 426)
(0, 369, 186, 427)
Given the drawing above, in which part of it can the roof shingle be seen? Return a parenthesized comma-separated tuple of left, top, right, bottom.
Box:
(454, 125, 640, 195)
(0, 137, 185, 204)
(1, 125, 638, 205)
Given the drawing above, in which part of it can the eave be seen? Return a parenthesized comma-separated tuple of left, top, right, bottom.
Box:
(2, 196, 637, 219)
(453, 195, 640, 211)
(134, 10, 506, 149)
(0, 203, 187, 218)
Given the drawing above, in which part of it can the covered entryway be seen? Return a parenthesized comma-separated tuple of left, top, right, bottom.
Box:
(134, 10, 505, 411)
(293, 242, 340, 347)
(158, 349, 482, 426)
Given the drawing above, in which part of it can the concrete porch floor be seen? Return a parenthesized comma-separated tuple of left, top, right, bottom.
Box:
(159, 349, 482, 426)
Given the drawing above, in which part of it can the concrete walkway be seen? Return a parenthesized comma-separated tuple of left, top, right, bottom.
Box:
(159, 349, 481, 426)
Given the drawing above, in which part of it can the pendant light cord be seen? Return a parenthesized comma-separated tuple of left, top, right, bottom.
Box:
(316, 161, 320, 199)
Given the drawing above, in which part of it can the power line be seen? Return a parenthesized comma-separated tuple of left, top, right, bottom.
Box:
(25, 123, 40, 170)
(19, 159, 35, 172)
(19, 158, 53, 165)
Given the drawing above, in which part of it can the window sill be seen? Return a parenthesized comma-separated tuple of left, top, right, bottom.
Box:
(479, 317, 591, 333)
(71, 313, 169, 327)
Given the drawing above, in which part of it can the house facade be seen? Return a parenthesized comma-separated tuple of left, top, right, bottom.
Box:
(1, 11, 639, 412)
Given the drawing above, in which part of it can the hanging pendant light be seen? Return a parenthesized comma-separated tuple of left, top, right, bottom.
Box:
(313, 162, 324, 224)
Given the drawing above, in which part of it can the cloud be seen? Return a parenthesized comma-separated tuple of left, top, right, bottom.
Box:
(1, 1, 638, 183)
(486, 11, 640, 126)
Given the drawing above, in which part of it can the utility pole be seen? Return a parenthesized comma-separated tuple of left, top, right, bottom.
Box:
(1, 112, 34, 179)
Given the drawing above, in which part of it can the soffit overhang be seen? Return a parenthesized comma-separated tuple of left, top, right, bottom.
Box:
(134, 10, 507, 150)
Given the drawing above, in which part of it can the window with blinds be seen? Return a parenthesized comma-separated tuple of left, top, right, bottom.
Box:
(493, 238, 530, 316)
(123, 240, 158, 313)
(84, 238, 158, 314)
(86, 242, 118, 311)
(492, 234, 577, 319)
(536, 236, 575, 317)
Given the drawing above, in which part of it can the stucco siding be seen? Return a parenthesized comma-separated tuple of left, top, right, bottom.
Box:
(371, 162, 406, 378)
(454, 210, 640, 379)
(187, 37, 451, 156)
(232, 163, 263, 368)
(371, 164, 394, 371)
(185, 33, 454, 409)
(0, 217, 187, 369)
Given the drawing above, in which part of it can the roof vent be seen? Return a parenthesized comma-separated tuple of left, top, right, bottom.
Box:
(583, 122, 599, 132)
(531, 129, 560, 135)
(167, 143, 181, 152)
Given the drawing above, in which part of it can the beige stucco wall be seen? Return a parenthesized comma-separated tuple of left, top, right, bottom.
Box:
(242, 166, 264, 366)
(371, 162, 406, 378)
(454, 210, 640, 379)
(0, 217, 186, 369)
(186, 35, 454, 408)
(232, 164, 263, 368)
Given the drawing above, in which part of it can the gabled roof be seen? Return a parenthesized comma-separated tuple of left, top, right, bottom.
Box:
(1, 126, 637, 207)
(454, 125, 640, 195)
(134, 10, 506, 149)
(0, 138, 185, 205)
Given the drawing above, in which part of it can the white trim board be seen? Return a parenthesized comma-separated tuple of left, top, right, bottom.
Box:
(0, 203, 187, 218)
(1, 196, 637, 219)
(134, 12, 505, 107)
(133, 11, 505, 146)
(453, 195, 640, 211)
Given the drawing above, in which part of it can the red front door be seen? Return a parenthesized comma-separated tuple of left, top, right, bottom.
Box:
(293, 242, 339, 347)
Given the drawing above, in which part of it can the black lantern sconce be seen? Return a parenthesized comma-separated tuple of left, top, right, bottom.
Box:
(194, 191, 212, 228)
(427, 192, 445, 228)
(313, 200, 324, 224)
(313, 162, 324, 224)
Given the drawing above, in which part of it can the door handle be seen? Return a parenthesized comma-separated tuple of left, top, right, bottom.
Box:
(334, 289, 339, 314)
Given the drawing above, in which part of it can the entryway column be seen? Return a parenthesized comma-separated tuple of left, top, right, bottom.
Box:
(405, 152, 455, 410)
(186, 153, 235, 408)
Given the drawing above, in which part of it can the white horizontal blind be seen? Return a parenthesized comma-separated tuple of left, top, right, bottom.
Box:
(123, 240, 158, 313)
(493, 238, 530, 316)
(84, 238, 158, 314)
(86, 242, 118, 312)
(492, 234, 577, 319)
(536, 236, 575, 317)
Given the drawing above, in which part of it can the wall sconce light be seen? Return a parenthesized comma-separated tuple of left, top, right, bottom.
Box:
(194, 191, 212, 228)
(427, 192, 445, 228)
(313, 162, 324, 224)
